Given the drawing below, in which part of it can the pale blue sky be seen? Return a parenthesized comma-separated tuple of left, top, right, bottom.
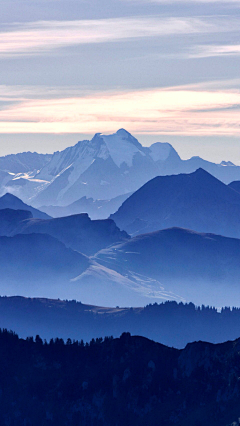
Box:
(0, 0, 239, 163)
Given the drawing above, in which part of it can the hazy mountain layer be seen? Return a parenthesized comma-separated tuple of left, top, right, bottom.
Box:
(95, 227, 240, 307)
(111, 168, 240, 237)
(0, 233, 90, 297)
(2, 297, 240, 349)
(40, 192, 133, 220)
(0, 193, 50, 219)
(2, 206, 240, 306)
(11, 213, 129, 256)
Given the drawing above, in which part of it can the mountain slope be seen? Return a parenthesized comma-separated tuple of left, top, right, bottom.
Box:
(10, 213, 130, 256)
(0, 193, 51, 219)
(95, 227, 240, 307)
(0, 209, 33, 236)
(229, 180, 240, 193)
(0, 151, 51, 174)
(111, 168, 240, 237)
(0, 233, 90, 297)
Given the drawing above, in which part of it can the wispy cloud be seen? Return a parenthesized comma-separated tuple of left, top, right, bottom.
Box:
(0, 16, 238, 56)
(0, 84, 239, 136)
(190, 44, 240, 58)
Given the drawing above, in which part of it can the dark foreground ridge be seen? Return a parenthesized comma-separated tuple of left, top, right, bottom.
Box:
(3, 296, 240, 348)
(0, 328, 239, 426)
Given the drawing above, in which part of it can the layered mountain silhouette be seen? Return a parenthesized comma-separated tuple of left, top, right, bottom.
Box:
(9, 213, 129, 256)
(95, 227, 240, 306)
(111, 168, 240, 237)
(1, 130, 240, 209)
(3, 297, 240, 349)
(0, 193, 50, 219)
(0, 211, 177, 306)
(0, 233, 89, 298)
(40, 192, 132, 220)
(2, 204, 240, 306)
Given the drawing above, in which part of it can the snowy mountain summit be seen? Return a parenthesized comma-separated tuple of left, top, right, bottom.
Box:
(32, 129, 167, 206)
(1, 129, 240, 208)
(37, 129, 148, 180)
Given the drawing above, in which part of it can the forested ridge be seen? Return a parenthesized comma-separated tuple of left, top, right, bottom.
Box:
(0, 328, 240, 425)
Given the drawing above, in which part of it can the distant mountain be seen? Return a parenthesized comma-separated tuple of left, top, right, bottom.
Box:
(0, 151, 51, 174)
(10, 213, 129, 256)
(1, 329, 240, 426)
(4, 205, 240, 307)
(32, 129, 161, 206)
(229, 180, 240, 193)
(0, 213, 178, 306)
(0, 193, 50, 219)
(0, 233, 90, 298)
(40, 192, 133, 220)
(31, 130, 240, 207)
(2, 130, 240, 210)
(111, 168, 240, 237)
(3, 297, 240, 349)
(95, 227, 240, 307)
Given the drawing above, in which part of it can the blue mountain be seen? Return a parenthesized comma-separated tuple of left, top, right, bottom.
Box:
(0, 193, 50, 219)
(111, 168, 240, 238)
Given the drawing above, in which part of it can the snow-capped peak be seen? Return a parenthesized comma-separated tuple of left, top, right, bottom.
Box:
(99, 129, 146, 168)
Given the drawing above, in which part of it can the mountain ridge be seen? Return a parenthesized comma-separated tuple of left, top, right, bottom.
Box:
(1, 130, 240, 210)
(0, 193, 50, 219)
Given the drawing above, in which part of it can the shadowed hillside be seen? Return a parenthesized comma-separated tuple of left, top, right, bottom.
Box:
(0, 329, 239, 425)
(111, 169, 240, 237)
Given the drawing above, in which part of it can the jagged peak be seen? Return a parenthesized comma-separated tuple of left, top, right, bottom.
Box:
(221, 160, 235, 166)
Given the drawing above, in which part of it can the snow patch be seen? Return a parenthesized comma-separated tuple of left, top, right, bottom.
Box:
(102, 133, 145, 168)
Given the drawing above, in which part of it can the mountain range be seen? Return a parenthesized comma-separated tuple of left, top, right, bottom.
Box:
(0, 212, 176, 305)
(1, 129, 240, 213)
(2, 202, 240, 306)
(2, 297, 240, 349)
(1, 132, 240, 307)
(7, 211, 129, 256)
(40, 192, 132, 220)
(0, 192, 50, 219)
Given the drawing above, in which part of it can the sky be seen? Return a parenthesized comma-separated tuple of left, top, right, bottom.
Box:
(0, 0, 239, 163)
